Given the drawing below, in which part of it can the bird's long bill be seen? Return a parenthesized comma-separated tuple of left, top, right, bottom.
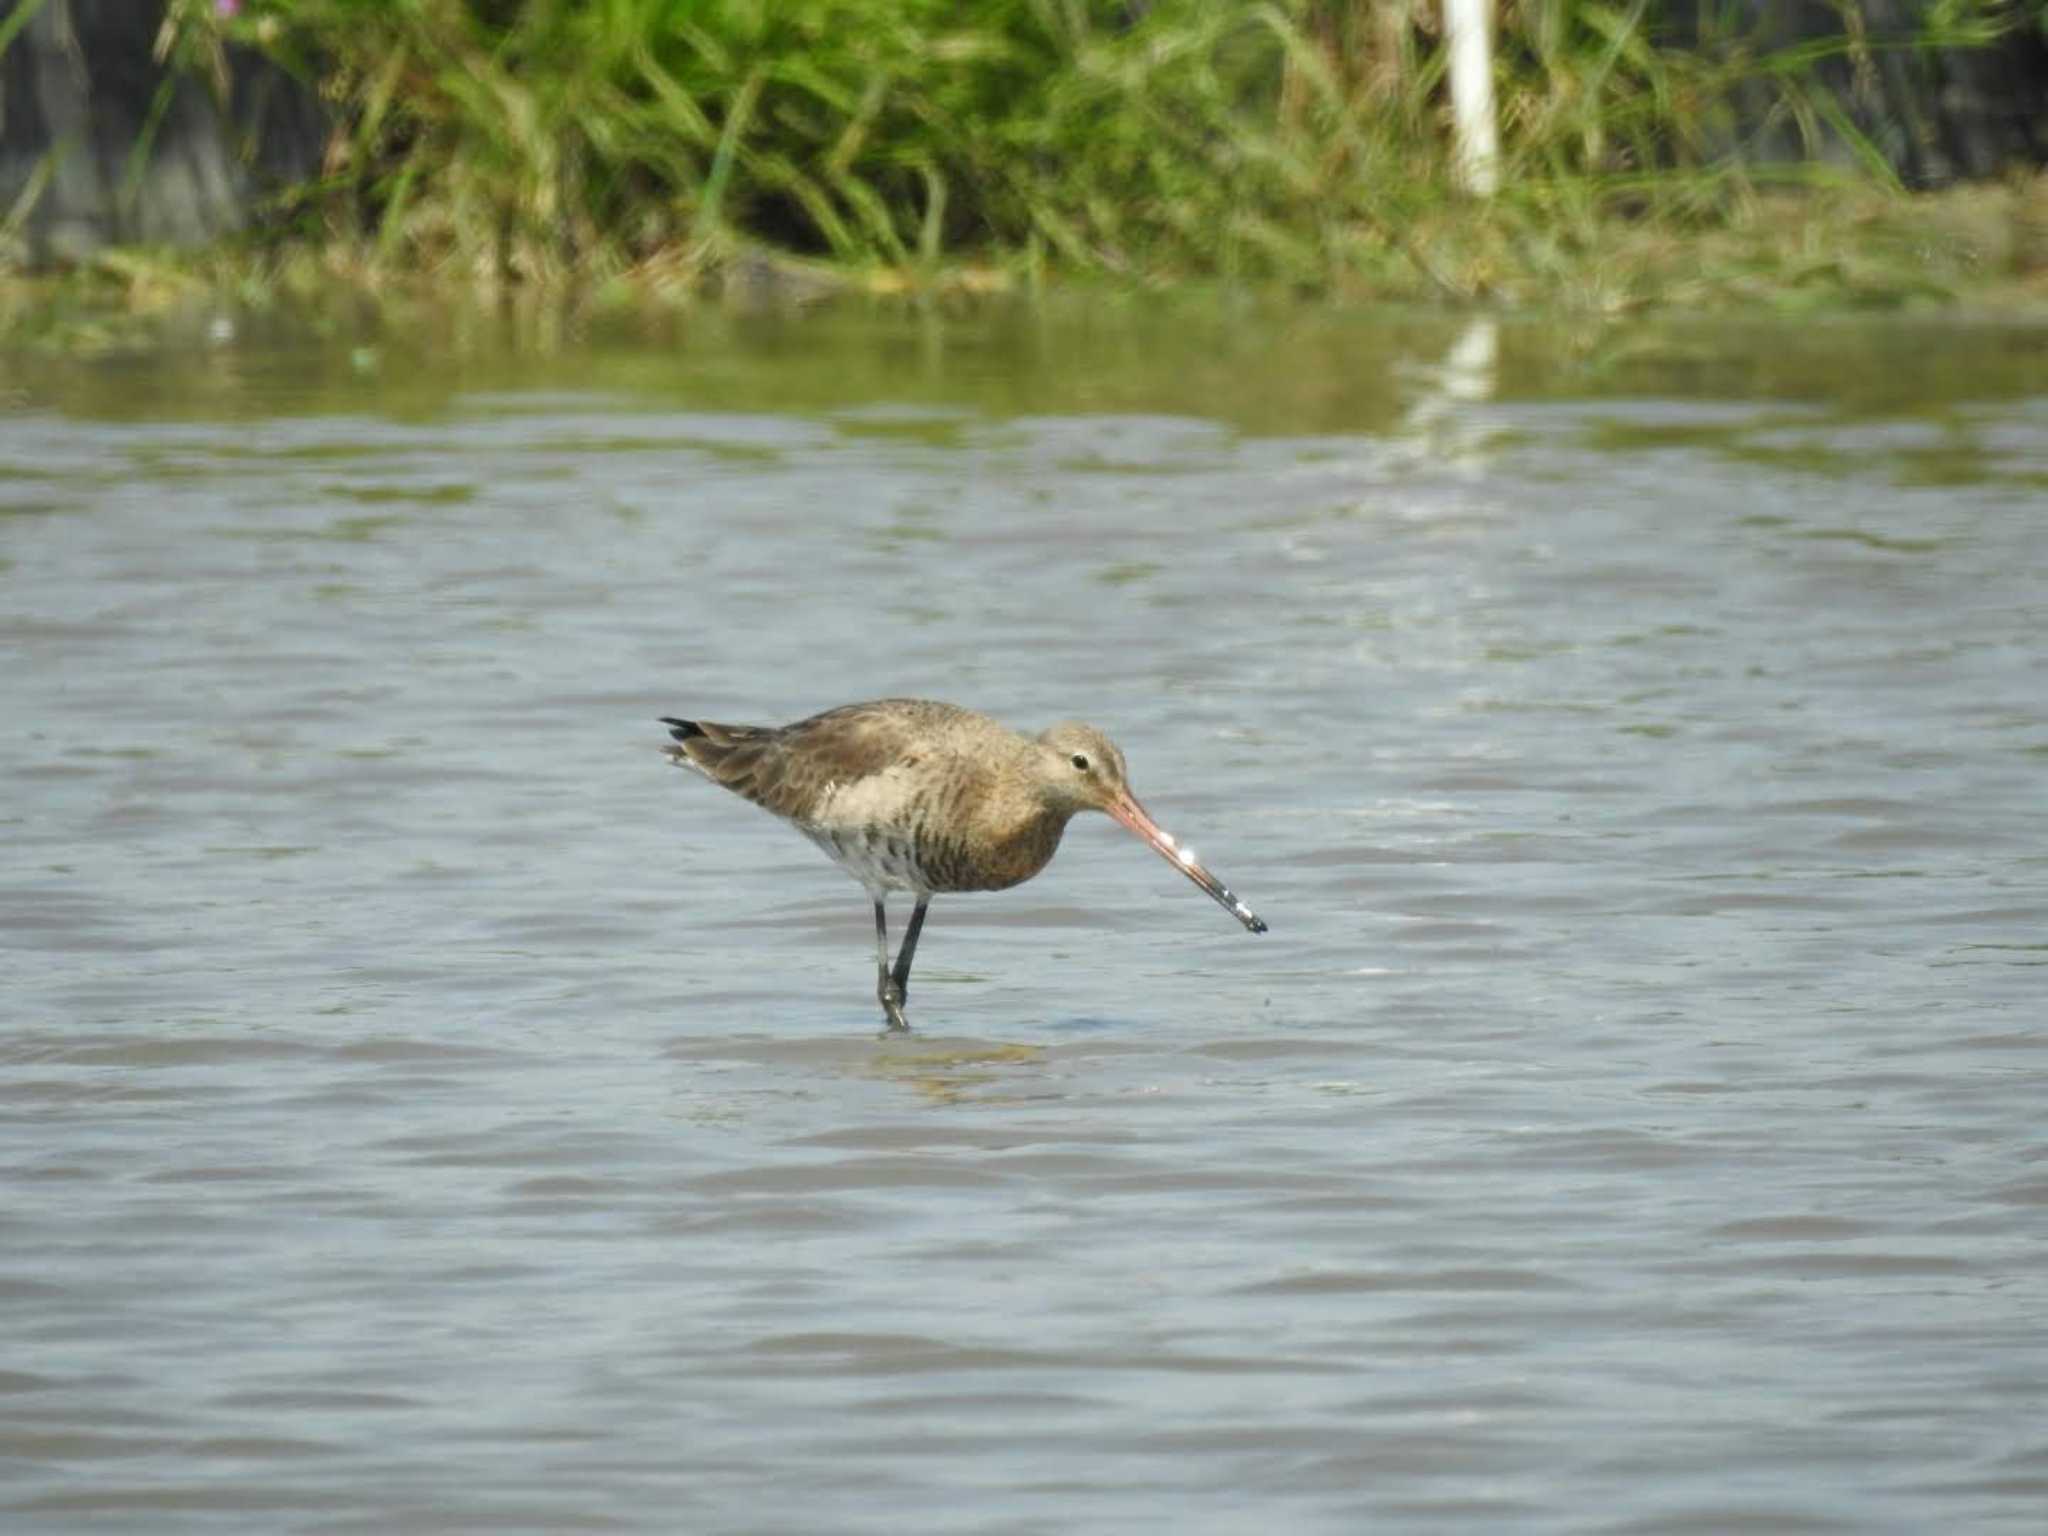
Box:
(1107, 792, 1268, 934)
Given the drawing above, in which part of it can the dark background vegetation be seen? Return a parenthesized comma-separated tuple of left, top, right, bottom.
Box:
(3, 0, 2046, 303)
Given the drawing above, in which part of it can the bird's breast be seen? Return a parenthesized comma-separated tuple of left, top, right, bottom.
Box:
(799, 766, 1064, 895)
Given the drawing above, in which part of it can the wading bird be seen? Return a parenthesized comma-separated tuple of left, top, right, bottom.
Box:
(659, 699, 1266, 1030)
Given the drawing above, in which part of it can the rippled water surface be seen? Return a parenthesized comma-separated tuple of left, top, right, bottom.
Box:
(4, 305, 2046, 1532)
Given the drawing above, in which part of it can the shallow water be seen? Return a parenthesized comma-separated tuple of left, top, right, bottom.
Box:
(4, 304, 2046, 1533)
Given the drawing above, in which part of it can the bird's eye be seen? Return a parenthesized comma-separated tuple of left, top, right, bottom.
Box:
(1070, 753, 1091, 772)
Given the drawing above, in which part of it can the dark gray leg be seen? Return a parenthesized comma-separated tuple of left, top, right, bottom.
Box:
(873, 898, 910, 1032)
(890, 897, 931, 1005)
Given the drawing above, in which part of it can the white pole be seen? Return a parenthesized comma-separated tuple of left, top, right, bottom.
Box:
(1444, 0, 1500, 197)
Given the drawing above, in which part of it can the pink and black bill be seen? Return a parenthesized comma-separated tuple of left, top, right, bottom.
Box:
(1105, 792, 1268, 934)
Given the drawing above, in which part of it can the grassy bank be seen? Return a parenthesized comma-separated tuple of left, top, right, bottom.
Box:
(10, 0, 2048, 331)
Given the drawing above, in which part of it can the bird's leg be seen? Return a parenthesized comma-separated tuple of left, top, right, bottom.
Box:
(873, 898, 910, 1032)
(890, 897, 930, 1008)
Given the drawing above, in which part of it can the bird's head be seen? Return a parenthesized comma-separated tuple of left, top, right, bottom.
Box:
(1034, 721, 1132, 818)
(1034, 721, 1266, 934)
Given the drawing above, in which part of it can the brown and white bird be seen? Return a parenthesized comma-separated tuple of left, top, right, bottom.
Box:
(659, 699, 1266, 1031)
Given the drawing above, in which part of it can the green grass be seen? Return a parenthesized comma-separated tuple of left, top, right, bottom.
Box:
(7, 0, 2048, 318)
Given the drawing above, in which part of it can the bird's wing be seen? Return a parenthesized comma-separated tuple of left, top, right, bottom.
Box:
(666, 700, 971, 824)
(761, 701, 960, 820)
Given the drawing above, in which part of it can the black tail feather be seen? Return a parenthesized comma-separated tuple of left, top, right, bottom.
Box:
(659, 714, 778, 800)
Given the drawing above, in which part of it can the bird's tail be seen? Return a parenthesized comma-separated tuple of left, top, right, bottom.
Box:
(659, 716, 777, 796)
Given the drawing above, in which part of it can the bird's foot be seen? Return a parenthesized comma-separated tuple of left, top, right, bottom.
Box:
(879, 979, 912, 1033)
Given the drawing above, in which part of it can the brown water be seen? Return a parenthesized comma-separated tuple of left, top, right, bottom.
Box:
(4, 303, 2046, 1533)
